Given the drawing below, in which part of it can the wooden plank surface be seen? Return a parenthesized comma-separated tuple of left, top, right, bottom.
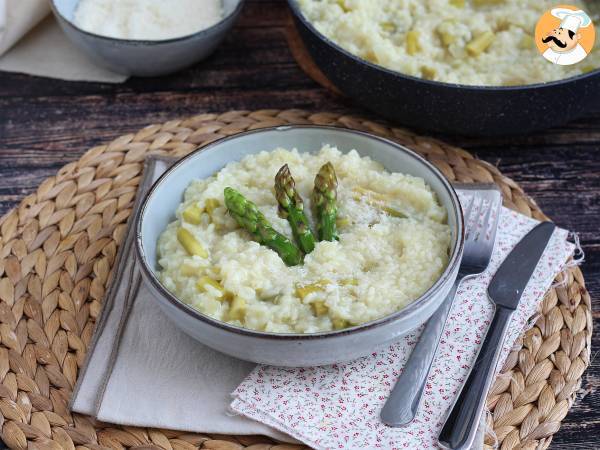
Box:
(0, 1, 598, 448)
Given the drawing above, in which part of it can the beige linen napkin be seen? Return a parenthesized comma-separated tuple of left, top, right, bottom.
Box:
(0, 0, 48, 55)
(70, 156, 292, 441)
(0, 0, 126, 82)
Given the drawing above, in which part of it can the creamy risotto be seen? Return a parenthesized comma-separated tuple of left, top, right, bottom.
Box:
(298, 0, 600, 86)
(157, 146, 450, 333)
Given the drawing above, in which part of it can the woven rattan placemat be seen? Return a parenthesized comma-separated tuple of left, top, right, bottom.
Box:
(0, 110, 591, 450)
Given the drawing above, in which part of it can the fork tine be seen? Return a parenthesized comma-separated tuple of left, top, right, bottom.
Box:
(485, 197, 501, 245)
(462, 196, 475, 225)
(465, 196, 482, 242)
(473, 198, 494, 243)
(461, 196, 475, 240)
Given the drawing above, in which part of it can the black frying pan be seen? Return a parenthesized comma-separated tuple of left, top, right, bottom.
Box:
(287, 1, 600, 137)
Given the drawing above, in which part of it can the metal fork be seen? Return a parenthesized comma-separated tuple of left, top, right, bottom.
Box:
(380, 184, 502, 427)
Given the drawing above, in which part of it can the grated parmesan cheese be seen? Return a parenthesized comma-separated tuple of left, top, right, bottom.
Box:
(73, 0, 223, 41)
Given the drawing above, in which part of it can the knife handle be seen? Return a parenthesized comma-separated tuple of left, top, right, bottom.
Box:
(380, 279, 460, 426)
(438, 306, 513, 450)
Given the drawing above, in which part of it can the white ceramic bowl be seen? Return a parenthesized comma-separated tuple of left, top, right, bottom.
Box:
(136, 126, 464, 366)
(50, 0, 244, 77)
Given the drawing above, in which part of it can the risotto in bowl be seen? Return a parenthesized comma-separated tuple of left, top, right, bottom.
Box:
(136, 126, 464, 366)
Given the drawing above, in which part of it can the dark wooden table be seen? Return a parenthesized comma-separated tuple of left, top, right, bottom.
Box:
(0, 1, 597, 448)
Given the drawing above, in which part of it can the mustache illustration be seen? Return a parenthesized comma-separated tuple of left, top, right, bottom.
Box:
(542, 35, 567, 48)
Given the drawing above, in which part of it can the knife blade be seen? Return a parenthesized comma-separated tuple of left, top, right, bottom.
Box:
(438, 221, 556, 450)
(487, 221, 556, 310)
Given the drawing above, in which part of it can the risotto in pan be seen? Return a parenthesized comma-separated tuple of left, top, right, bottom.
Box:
(298, 0, 600, 85)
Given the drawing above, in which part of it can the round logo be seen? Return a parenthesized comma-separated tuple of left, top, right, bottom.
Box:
(535, 4, 595, 66)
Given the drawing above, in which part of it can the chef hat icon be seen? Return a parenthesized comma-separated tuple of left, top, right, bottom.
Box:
(551, 8, 592, 33)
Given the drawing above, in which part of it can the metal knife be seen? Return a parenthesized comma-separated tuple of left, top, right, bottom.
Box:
(438, 221, 556, 450)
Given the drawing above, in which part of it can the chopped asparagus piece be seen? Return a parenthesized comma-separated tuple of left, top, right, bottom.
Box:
(296, 284, 322, 299)
(197, 276, 227, 300)
(466, 31, 495, 56)
(353, 187, 408, 218)
(229, 297, 246, 320)
(473, 0, 504, 5)
(449, 0, 465, 7)
(437, 21, 457, 46)
(406, 30, 421, 55)
(503, 78, 527, 87)
(518, 35, 534, 50)
(180, 263, 201, 277)
(336, 0, 349, 12)
(332, 318, 349, 330)
(177, 228, 208, 258)
(439, 31, 456, 47)
(381, 206, 408, 218)
(205, 198, 220, 215)
(182, 204, 203, 225)
(311, 300, 329, 316)
(336, 216, 351, 228)
(581, 64, 597, 73)
(354, 186, 388, 201)
(421, 66, 437, 80)
(296, 279, 331, 299)
(381, 22, 396, 33)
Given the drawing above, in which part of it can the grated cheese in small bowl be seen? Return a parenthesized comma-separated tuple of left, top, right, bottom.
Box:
(73, 0, 223, 41)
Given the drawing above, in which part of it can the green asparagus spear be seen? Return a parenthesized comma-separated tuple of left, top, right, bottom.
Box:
(312, 162, 339, 242)
(224, 187, 303, 266)
(274, 164, 316, 254)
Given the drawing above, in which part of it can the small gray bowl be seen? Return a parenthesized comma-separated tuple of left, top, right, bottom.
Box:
(135, 125, 464, 366)
(50, 0, 244, 77)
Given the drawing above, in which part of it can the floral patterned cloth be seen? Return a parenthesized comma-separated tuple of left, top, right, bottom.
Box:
(231, 204, 574, 450)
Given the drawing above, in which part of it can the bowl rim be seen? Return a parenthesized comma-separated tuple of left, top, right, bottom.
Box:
(135, 124, 465, 340)
(286, 0, 600, 91)
(49, 0, 245, 45)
